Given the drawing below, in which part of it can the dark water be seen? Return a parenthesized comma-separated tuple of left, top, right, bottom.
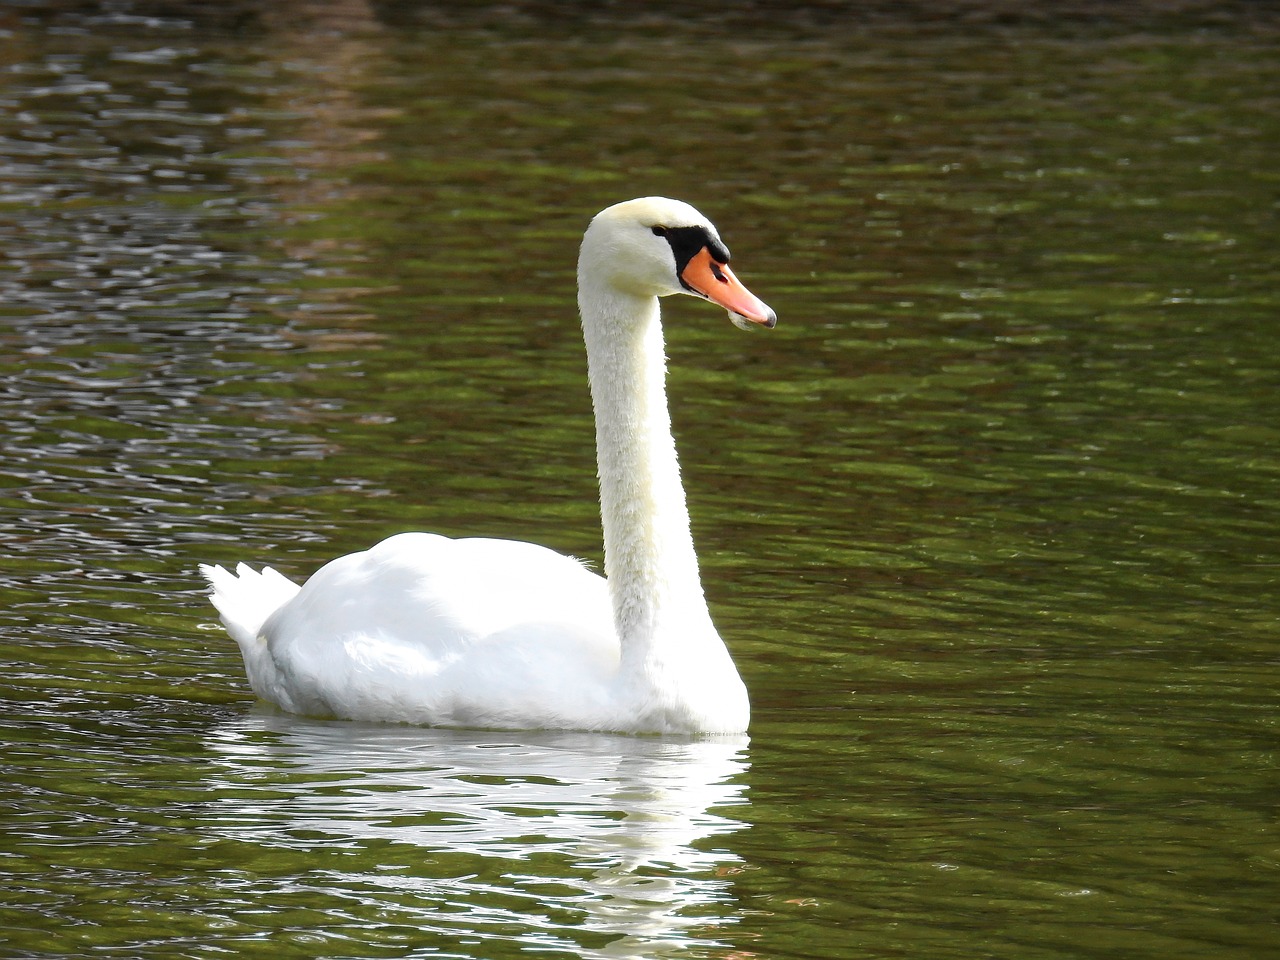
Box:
(1, 3, 1277, 957)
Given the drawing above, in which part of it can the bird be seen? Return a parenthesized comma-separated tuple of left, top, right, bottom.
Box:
(200, 197, 777, 735)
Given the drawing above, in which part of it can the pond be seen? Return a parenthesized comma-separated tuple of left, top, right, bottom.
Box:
(1, 2, 1277, 957)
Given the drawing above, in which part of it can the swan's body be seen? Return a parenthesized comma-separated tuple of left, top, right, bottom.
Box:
(201, 198, 776, 734)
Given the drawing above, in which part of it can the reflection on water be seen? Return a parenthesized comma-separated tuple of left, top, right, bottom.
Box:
(1, 2, 1278, 959)
(204, 716, 748, 958)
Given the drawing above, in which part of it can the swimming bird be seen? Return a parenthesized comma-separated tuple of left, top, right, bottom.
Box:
(201, 197, 776, 734)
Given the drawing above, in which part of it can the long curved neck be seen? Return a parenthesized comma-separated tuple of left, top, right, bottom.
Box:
(579, 282, 717, 669)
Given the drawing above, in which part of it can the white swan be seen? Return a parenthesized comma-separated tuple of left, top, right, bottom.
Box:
(200, 197, 776, 734)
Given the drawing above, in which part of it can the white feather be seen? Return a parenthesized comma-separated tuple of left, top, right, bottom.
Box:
(201, 198, 772, 734)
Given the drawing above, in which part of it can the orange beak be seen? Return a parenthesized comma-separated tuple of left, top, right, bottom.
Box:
(680, 247, 777, 330)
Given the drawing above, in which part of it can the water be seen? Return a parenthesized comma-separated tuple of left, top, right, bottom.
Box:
(1, 2, 1278, 957)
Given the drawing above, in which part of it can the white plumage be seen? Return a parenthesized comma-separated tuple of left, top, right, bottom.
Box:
(201, 197, 776, 734)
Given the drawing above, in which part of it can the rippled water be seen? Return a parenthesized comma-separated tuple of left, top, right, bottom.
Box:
(2, 3, 1278, 958)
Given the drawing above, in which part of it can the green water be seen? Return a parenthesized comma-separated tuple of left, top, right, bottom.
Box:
(1, 3, 1277, 957)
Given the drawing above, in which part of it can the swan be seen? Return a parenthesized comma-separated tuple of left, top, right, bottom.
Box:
(200, 197, 776, 734)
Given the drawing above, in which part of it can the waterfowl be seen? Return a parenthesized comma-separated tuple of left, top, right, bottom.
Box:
(201, 197, 776, 734)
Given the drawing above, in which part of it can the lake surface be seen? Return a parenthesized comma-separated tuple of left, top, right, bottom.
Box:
(1, 2, 1277, 957)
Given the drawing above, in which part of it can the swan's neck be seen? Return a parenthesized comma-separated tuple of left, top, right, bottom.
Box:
(580, 285, 719, 675)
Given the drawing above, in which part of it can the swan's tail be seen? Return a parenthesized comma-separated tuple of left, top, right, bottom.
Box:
(199, 562, 300, 650)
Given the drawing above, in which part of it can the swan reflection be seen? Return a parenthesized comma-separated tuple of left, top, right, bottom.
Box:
(204, 712, 750, 957)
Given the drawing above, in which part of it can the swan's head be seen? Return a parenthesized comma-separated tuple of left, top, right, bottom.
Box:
(579, 197, 777, 330)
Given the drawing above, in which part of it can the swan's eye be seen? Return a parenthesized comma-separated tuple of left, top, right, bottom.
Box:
(651, 225, 668, 237)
